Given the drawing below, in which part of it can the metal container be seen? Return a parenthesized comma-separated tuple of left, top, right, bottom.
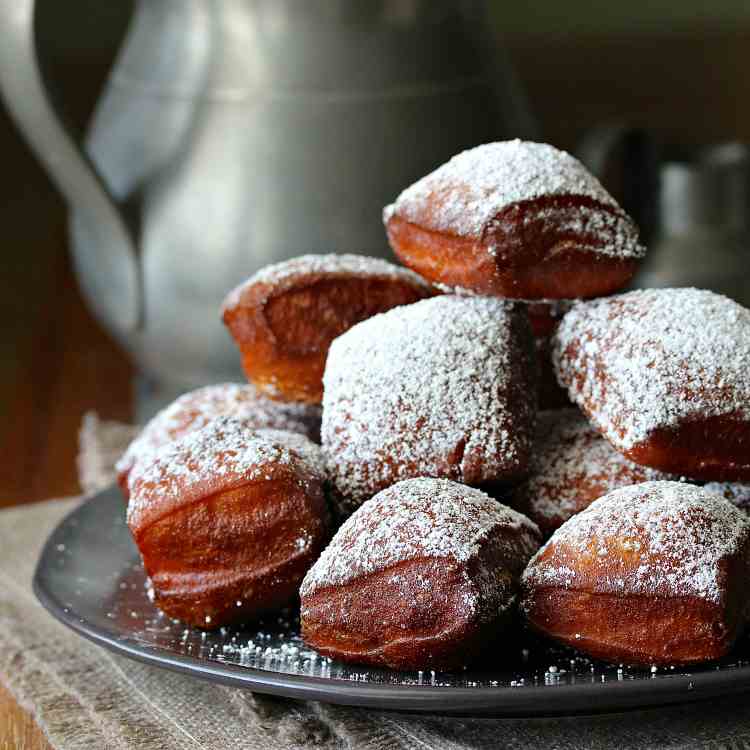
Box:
(0, 0, 534, 395)
(634, 143, 750, 305)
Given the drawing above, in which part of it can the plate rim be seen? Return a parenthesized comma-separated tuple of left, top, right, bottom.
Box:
(32, 488, 750, 717)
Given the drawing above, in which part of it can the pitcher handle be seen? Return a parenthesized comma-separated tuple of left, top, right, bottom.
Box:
(0, 0, 141, 332)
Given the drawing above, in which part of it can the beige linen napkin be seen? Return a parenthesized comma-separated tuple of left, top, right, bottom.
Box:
(1, 413, 750, 749)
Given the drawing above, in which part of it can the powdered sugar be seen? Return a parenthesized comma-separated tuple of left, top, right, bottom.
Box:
(704, 482, 750, 512)
(384, 140, 643, 259)
(117, 383, 321, 485)
(301, 478, 540, 597)
(222, 253, 432, 312)
(127, 417, 319, 532)
(321, 295, 536, 504)
(255, 428, 327, 480)
(522, 481, 750, 604)
(552, 288, 750, 451)
(514, 410, 675, 534)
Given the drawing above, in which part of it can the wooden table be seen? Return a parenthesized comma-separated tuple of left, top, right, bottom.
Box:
(0, 253, 132, 750)
(0, 102, 133, 749)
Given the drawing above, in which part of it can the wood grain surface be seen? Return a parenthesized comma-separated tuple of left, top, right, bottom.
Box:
(0, 132, 134, 508)
(0, 685, 50, 750)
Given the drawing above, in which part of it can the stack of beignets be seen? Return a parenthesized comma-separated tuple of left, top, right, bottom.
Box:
(117, 138, 750, 671)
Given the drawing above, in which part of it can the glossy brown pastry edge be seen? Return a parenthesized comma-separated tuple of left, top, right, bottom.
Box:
(385, 197, 640, 300)
(301, 520, 541, 670)
(623, 416, 750, 482)
(521, 584, 746, 667)
(133, 476, 329, 629)
(223, 273, 433, 404)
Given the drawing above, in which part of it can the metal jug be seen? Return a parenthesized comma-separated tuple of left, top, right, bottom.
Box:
(633, 143, 750, 306)
(0, 0, 534, 394)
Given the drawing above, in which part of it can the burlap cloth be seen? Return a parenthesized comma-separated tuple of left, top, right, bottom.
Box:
(2, 415, 750, 749)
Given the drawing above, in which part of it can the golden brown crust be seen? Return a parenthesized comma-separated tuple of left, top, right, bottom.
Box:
(221, 255, 433, 404)
(140, 480, 326, 628)
(385, 198, 640, 300)
(128, 419, 329, 629)
(522, 587, 744, 665)
(624, 416, 750, 482)
(384, 141, 643, 300)
(301, 557, 512, 670)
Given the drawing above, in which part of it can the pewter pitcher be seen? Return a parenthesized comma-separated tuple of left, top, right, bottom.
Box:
(633, 143, 750, 306)
(0, 0, 534, 392)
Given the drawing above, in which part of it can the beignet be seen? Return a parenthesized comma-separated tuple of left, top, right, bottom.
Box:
(384, 140, 644, 300)
(116, 383, 322, 497)
(553, 288, 750, 481)
(128, 417, 329, 629)
(221, 254, 433, 404)
(300, 478, 541, 670)
(521, 481, 750, 665)
(512, 410, 674, 537)
(322, 295, 537, 510)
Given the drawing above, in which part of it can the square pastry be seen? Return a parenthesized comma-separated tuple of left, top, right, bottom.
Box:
(553, 288, 750, 481)
(521, 481, 750, 665)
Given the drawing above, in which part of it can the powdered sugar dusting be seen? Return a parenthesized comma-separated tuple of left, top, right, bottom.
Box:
(522, 481, 750, 604)
(222, 254, 432, 312)
(255, 428, 327, 480)
(552, 288, 750, 451)
(127, 417, 319, 532)
(117, 383, 321, 485)
(322, 295, 536, 504)
(514, 410, 675, 533)
(385, 140, 643, 259)
(704, 482, 750, 512)
(301, 478, 540, 597)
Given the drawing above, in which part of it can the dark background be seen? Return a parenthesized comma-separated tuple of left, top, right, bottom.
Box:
(1, 1, 749, 504)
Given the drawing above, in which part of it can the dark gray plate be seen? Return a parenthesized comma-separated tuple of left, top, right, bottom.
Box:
(33, 486, 750, 717)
